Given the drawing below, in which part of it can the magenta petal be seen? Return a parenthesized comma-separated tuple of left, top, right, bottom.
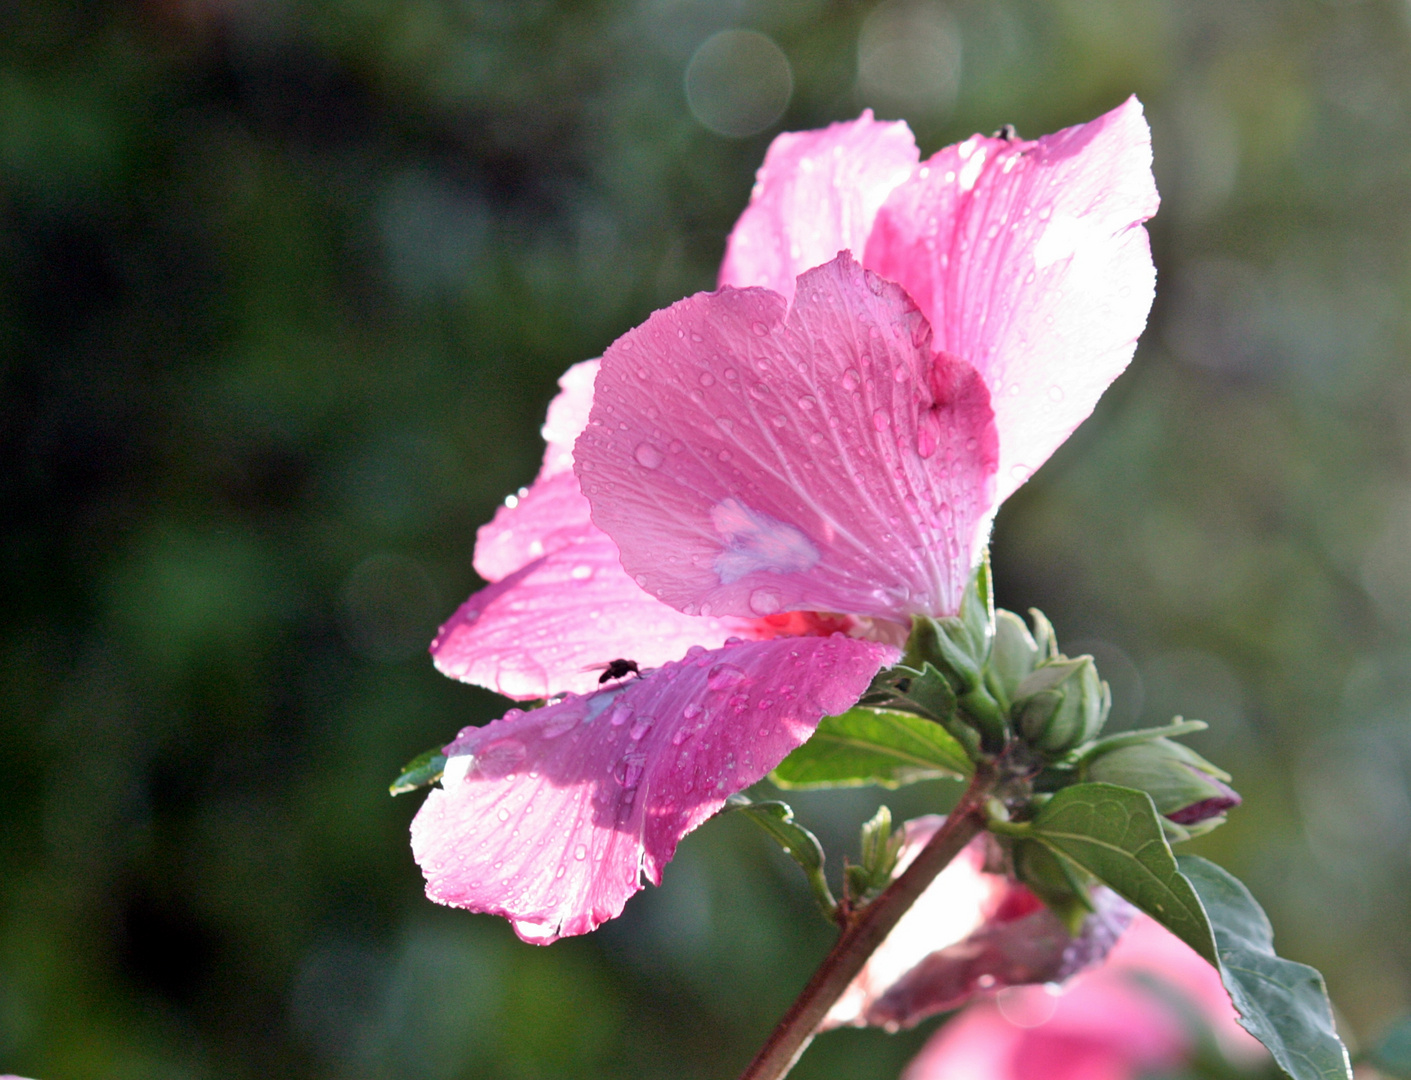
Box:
(719, 112, 919, 302)
(433, 530, 753, 699)
(866, 887, 1135, 1030)
(576, 253, 999, 622)
(411, 634, 896, 943)
(865, 97, 1159, 504)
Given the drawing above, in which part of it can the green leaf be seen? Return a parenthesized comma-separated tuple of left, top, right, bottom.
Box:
(1026, 782, 1217, 961)
(1022, 784, 1352, 1080)
(389, 747, 446, 796)
(723, 795, 836, 917)
(1178, 856, 1353, 1080)
(770, 707, 972, 789)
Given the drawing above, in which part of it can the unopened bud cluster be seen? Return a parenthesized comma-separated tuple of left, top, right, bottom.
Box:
(865, 560, 1241, 836)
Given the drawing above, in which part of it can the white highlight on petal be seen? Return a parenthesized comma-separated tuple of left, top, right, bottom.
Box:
(1033, 213, 1098, 269)
(442, 753, 474, 787)
(957, 146, 986, 191)
(709, 497, 821, 584)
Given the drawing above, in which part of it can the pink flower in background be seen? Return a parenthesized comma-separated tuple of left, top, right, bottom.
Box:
(901, 914, 1268, 1080)
(412, 99, 1158, 943)
(825, 816, 1134, 1032)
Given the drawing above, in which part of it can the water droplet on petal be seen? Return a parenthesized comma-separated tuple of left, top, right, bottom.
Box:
(1047, 384, 1064, 402)
(570, 564, 593, 580)
(797, 394, 817, 411)
(634, 443, 664, 468)
(841, 369, 861, 392)
(629, 717, 653, 740)
(872, 410, 891, 432)
(574, 844, 588, 860)
(707, 663, 747, 690)
(476, 738, 526, 778)
(683, 703, 703, 719)
(496, 807, 510, 822)
(749, 587, 783, 615)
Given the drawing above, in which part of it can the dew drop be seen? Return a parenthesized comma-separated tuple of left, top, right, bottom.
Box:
(707, 663, 748, 690)
(476, 738, 526, 778)
(797, 394, 817, 411)
(629, 717, 654, 740)
(749, 587, 783, 615)
(872, 410, 891, 432)
(496, 807, 510, 822)
(841, 369, 861, 392)
(1047, 384, 1064, 402)
(683, 703, 704, 719)
(570, 564, 593, 580)
(699, 372, 716, 387)
(574, 844, 588, 860)
(634, 443, 664, 469)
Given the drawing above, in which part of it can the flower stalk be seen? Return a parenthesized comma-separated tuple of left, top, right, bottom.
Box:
(737, 766, 996, 1080)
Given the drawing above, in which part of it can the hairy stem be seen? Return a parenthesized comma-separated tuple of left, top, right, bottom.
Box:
(737, 768, 994, 1080)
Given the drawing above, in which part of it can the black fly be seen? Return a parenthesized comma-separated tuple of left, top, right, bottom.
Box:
(596, 658, 641, 684)
(993, 123, 1018, 141)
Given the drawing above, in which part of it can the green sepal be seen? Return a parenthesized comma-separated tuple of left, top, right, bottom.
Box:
(771, 706, 972, 789)
(389, 747, 447, 796)
(987, 609, 1040, 707)
(1019, 783, 1352, 1080)
(862, 662, 959, 724)
(1070, 717, 1211, 766)
(1028, 608, 1059, 661)
(1010, 837, 1094, 935)
(844, 805, 905, 905)
(723, 794, 836, 918)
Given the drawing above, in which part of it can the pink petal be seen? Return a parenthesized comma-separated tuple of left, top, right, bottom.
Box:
(903, 915, 1268, 1080)
(539, 358, 600, 477)
(411, 634, 896, 943)
(719, 112, 920, 303)
(1103, 916, 1267, 1062)
(433, 529, 756, 700)
(472, 469, 596, 584)
(864, 97, 1159, 505)
(575, 254, 999, 622)
(903, 982, 1184, 1080)
(473, 360, 601, 583)
(826, 817, 1132, 1031)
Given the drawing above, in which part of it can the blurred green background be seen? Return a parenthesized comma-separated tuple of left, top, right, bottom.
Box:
(2, 0, 1409, 1077)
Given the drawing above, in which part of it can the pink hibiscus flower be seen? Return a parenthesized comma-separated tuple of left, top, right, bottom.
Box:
(412, 99, 1159, 943)
(901, 914, 1268, 1080)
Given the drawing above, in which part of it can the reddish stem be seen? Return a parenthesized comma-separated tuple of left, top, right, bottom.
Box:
(737, 769, 994, 1080)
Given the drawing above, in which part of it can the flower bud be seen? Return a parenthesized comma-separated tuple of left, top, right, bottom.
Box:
(987, 609, 1039, 702)
(1085, 737, 1241, 826)
(1013, 656, 1109, 755)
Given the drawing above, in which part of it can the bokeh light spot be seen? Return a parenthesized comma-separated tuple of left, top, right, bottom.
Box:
(685, 30, 793, 138)
(857, 0, 961, 118)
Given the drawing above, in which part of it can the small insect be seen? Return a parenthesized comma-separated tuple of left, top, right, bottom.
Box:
(593, 658, 641, 684)
(993, 123, 1019, 141)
